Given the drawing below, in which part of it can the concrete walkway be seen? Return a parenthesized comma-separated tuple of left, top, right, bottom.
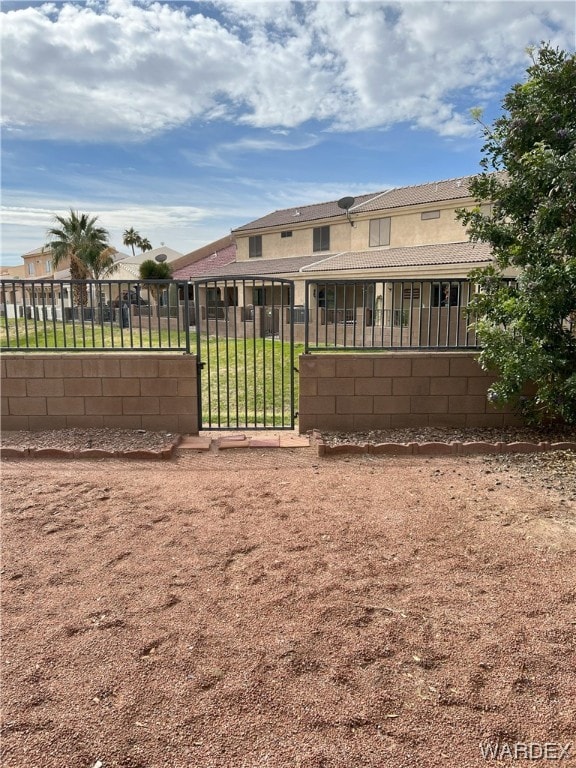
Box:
(178, 430, 311, 452)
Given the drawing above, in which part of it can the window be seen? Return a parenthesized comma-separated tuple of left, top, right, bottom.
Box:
(249, 235, 262, 258)
(421, 210, 440, 220)
(45, 260, 52, 273)
(432, 282, 460, 307)
(313, 226, 330, 252)
(317, 286, 335, 308)
(27, 262, 35, 276)
(369, 217, 391, 247)
(224, 287, 238, 307)
(253, 287, 265, 306)
(281, 230, 292, 238)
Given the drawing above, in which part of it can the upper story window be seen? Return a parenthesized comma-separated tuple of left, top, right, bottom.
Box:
(281, 230, 292, 238)
(313, 226, 330, 252)
(249, 235, 262, 258)
(421, 210, 440, 220)
(369, 217, 390, 247)
(27, 262, 35, 276)
(45, 260, 52, 273)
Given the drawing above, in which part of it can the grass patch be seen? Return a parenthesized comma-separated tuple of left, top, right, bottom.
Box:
(0, 318, 185, 351)
(198, 336, 303, 428)
(1, 319, 302, 428)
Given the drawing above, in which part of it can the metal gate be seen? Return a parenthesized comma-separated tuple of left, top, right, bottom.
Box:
(194, 277, 295, 430)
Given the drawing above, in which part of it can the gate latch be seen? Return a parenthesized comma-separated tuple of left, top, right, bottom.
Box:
(197, 360, 206, 371)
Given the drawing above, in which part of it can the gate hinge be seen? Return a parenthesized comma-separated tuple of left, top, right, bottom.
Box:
(197, 360, 206, 371)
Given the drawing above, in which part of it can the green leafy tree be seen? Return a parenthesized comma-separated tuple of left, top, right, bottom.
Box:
(46, 210, 115, 304)
(122, 227, 140, 257)
(139, 258, 173, 305)
(458, 44, 576, 424)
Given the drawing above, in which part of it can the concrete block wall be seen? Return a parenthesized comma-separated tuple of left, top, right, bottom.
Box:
(1, 353, 198, 433)
(298, 352, 522, 432)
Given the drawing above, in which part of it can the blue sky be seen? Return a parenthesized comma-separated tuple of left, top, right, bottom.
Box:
(1, 0, 575, 266)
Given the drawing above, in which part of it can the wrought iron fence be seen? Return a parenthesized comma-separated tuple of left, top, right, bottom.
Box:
(303, 277, 574, 352)
(5, 276, 570, 355)
(304, 278, 480, 352)
(0, 278, 191, 352)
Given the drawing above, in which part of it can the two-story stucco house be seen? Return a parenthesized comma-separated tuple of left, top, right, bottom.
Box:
(183, 173, 498, 346)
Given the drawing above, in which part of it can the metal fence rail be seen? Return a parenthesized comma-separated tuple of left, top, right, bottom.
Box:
(304, 278, 481, 352)
(0, 278, 190, 352)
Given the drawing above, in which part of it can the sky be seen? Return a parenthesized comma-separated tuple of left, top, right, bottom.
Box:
(1, 0, 575, 266)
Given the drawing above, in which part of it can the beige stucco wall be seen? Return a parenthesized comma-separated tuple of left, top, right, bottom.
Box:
(350, 205, 469, 250)
(236, 219, 353, 261)
(22, 251, 60, 278)
(1, 353, 198, 434)
(298, 352, 521, 432)
(236, 201, 474, 262)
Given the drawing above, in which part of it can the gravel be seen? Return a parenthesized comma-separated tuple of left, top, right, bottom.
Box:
(481, 450, 576, 502)
(0, 428, 178, 453)
(2, 425, 575, 500)
(320, 425, 576, 501)
(321, 425, 576, 447)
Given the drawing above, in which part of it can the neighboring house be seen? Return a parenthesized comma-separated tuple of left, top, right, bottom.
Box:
(169, 174, 501, 345)
(0, 264, 26, 319)
(2, 175, 503, 346)
(0, 247, 66, 319)
(175, 174, 497, 289)
(112, 246, 185, 280)
(21, 245, 58, 279)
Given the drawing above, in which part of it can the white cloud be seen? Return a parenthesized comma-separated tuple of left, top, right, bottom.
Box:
(183, 133, 322, 168)
(2, 1, 574, 141)
(0, 200, 215, 263)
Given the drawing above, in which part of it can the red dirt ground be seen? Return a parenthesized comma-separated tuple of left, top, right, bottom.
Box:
(1, 448, 575, 768)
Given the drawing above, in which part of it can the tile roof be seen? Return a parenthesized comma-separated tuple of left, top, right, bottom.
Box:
(172, 244, 237, 279)
(300, 241, 492, 272)
(117, 246, 184, 265)
(174, 241, 492, 280)
(180, 235, 235, 264)
(189, 254, 324, 278)
(349, 176, 477, 213)
(22, 245, 51, 257)
(232, 174, 479, 233)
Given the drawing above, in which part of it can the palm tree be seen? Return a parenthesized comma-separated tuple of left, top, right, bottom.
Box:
(138, 237, 153, 253)
(122, 227, 141, 257)
(88, 246, 119, 279)
(46, 210, 111, 305)
(139, 259, 173, 305)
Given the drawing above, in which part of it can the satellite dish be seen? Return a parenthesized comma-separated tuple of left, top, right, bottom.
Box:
(155, 253, 167, 263)
(337, 196, 355, 211)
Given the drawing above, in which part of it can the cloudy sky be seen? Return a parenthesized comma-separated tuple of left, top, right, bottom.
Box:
(1, 0, 574, 265)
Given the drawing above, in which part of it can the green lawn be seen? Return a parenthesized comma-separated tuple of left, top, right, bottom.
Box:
(199, 336, 303, 428)
(0, 318, 186, 351)
(1, 319, 303, 428)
